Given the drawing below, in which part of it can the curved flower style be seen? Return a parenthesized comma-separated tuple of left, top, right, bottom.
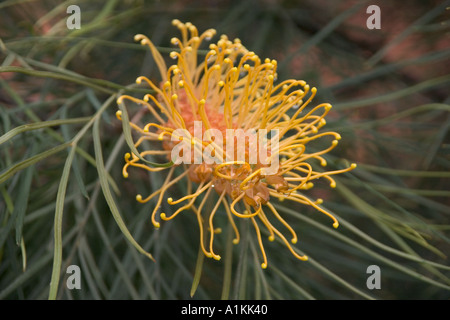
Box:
(116, 19, 356, 268)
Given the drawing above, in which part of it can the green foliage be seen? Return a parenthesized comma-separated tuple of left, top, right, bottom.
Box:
(0, 0, 449, 299)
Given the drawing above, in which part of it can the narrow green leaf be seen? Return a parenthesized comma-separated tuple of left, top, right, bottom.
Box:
(0, 117, 90, 146)
(0, 64, 151, 96)
(334, 74, 450, 110)
(0, 141, 72, 185)
(20, 236, 26, 272)
(13, 151, 35, 245)
(93, 116, 154, 262)
(0, 186, 15, 260)
(221, 225, 234, 300)
(358, 162, 450, 178)
(190, 246, 205, 298)
(0, 66, 114, 94)
(48, 144, 76, 300)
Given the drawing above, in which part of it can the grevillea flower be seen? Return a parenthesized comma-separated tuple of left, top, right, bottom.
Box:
(116, 19, 356, 268)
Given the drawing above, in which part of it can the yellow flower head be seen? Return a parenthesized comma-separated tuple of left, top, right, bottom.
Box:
(116, 19, 356, 268)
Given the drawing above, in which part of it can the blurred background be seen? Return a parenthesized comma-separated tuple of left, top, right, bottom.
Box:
(0, 0, 449, 299)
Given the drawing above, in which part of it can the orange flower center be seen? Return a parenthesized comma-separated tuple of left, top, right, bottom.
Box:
(159, 88, 286, 207)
